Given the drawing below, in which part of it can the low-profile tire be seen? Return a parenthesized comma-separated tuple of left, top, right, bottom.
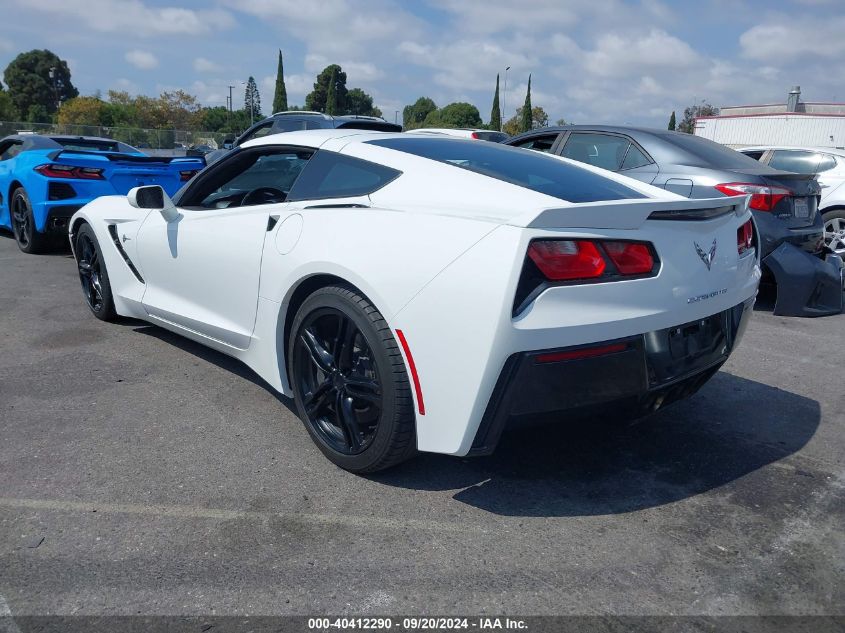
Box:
(822, 208, 845, 256)
(288, 285, 416, 473)
(10, 187, 51, 254)
(74, 223, 117, 321)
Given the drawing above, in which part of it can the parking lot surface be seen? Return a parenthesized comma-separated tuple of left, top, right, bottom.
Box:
(0, 233, 842, 616)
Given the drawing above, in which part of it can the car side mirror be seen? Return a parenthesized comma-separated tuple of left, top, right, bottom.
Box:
(128, 185, 179, 222)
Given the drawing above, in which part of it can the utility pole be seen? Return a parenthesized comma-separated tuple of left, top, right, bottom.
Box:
(395, 110, 399, 124)
(228, 85, 234, 113)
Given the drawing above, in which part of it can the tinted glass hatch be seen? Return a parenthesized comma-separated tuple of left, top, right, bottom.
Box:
(368, 137, 645, 203)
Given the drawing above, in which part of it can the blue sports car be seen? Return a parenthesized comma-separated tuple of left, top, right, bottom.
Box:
(0, 134, 204, 253)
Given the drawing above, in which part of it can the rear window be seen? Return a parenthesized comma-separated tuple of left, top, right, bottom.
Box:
(367, 137, 645, 203)
(657, 133, 763, 169)
(50, 138, 124, 153)
(473, 131, 510, 143)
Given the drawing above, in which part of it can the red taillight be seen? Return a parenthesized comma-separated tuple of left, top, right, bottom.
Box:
(470, 132, 479, 139)
(535, 342, 629, 364)
(715, 182, 791, 211)
(180, 170, 199, 181)
(601, 241, 654, 275)
(528, 240, 606, 281)
(528, 239, 655, 282)
(35, 164, 104, 180)
(737, 219, 754, 255)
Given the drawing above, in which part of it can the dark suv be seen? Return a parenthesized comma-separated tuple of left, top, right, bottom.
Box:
(206, 112, 402, 165)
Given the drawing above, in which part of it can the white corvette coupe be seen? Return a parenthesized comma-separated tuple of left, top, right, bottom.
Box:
(69, 130, 760, 472)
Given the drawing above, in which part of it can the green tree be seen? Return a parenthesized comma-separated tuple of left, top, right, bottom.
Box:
(325, 67, 339, 115)
(3, 49, 78, 116)
(0, 85, 18, 120)
(403, 96, 436, 129)
(504, 106, 549, 136)
(489, 74, 501, 131)
(668, 110, 676, 131)
(305, 64, 349, 114)
(555, 117, 568, 126)
(26, 104, 50, 123)
(422, 102, 482, 128)
(677, 102, 717, 134)
(244, 76, 261, 122)
(57, 96, 106, 125)
(272, 50, 288, 113)
(519, 74, 533, 133)
(200, 106, 231, 132)
(346, 88, 381, 117)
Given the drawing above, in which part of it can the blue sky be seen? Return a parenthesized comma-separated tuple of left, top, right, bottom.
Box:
(1, 0, 843, 127)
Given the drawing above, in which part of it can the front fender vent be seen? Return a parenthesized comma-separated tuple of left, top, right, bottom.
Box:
(107, 224, 145, 284)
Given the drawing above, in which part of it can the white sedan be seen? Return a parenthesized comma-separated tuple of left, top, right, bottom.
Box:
(739, 145, 845, 255)
(69, 130, 760, 472)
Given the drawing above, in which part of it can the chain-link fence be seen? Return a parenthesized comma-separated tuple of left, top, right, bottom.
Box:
(0, 121, 232, 152)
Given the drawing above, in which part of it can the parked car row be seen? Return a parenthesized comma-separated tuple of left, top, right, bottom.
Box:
(0, 116, 840, 472)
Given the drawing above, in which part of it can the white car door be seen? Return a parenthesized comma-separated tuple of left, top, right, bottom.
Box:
(135, 147, 311, 349)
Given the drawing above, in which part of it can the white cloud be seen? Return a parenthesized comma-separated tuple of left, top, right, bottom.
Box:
(193, 57, 223, 73)
(125, 50, 158, 70)
(740, 15, 845, 61)
(110, 78, 140, 94)
(12, 0, 235, 36)
(584, 29, 700, 77)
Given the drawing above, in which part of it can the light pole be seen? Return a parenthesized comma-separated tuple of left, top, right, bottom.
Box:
(48, 66, 59, 113)
(395, 110, 399, 124)
(502, 66, 510, 132)
(228, 85, 234, 113)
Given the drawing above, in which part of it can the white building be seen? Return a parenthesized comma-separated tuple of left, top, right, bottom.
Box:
(694, 87, 845, 149)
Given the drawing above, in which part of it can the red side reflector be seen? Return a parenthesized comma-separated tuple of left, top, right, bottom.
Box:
(528, 240, 606, 281)
(601, 241, 654, 275)
(395, 329, 425, 415)
(535, 342, 629, 364)
(737, 219, 754, 255)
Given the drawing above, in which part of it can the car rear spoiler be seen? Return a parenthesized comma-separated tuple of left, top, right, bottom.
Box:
(524, 195, 749, 230)
(46, 149, 203, 164)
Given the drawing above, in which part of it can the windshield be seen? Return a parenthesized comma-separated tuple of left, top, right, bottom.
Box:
(367, 137, 645, 203)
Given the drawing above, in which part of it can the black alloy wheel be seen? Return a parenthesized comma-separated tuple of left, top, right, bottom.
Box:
(10, 188, 49, 254)
(289, 285, 416, 472)
(294, 307, 383, 455)
(74, 223, 116, 320)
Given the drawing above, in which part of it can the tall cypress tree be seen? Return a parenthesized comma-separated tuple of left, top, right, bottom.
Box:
(490, 74, 501, 131)
(668, 110, 676, 131)
(272, 50, 288, 113)
(325, 67, 338, 115)
(520, 74, 532, 133)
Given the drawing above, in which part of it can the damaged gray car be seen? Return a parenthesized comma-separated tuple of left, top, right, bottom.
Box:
(507, 125, 844, 317)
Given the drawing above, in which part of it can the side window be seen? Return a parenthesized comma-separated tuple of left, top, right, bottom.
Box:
(740, 150, 764, 161)
(511, 135, 558, 153)
(181, 148, 313, 209)
(562, 133, 632, 171)
(287, 150, 401, 201)
(238, 121, 275, 145)
(817, 154, 838, 172)
(0, 141, 23, 161)
(620, 144, 651, 170)
(769, 150, 821, 174)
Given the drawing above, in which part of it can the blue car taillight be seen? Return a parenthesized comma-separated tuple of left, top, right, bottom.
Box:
(35, 164, 105, 180)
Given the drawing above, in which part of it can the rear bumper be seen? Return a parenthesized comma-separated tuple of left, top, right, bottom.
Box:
(763, 243, 844, 317)
(469, 298, 754, 455)
(754, 210, 824, 259)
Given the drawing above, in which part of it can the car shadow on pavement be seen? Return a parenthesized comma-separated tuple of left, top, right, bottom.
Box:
(127, 321, 299, 416)
(373, 372, 821, 517)
(125, 322, 820, 518)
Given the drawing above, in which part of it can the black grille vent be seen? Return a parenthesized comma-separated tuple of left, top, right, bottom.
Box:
(48, 182, 77, 201)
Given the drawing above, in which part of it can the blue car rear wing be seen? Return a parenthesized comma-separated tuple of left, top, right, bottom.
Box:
(46, 149, 204, 165)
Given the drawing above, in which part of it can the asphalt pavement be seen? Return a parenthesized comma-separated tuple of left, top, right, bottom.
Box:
(0, 232, 842, 617)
